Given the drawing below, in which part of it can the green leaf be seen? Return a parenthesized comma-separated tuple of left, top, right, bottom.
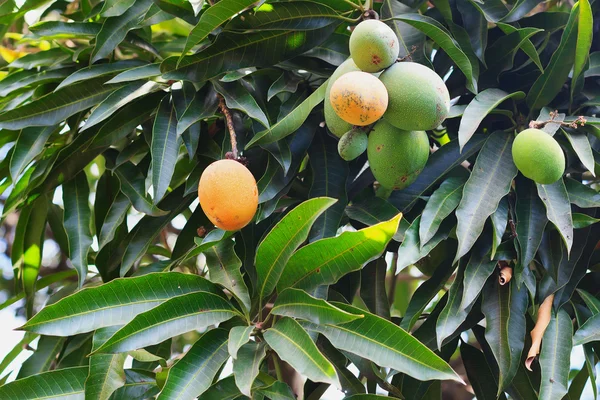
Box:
(455, 132, 518, 262)
(162, 25, 336, 83)
(0, 78, 123, 130)
(482, 280, 528, 395)
(458, 89, 525, 150)
(204, 238, 251, 313)
(158, 329, 229, 399)
(571, 0, 593, 98)
(94, 291, 238, 354)
(360, 258, 390, 319)
(177, 83, 219, 136)
(105, 63, 162, 84)
(9, 126, 55, 180)
(278, 213, 401, 292)
(484, 26, 542, 76)
(255, 197, 336, 303)
(562, 128, 596, 176)
(301, 302, 463, 383)
(114, 162, 168, 217)
(572, 213, 600, 228)
(577, 289, 600, 314)
(151, 96, 180, 203)
(435, 263, 473, 348)
(396, 216, 452, 273)
(101, 0, 136, 17)
(496, 23, 543, 72)
(345, 194, 407, 241)
(526, 3, 579, 110)
(86, 326, 127, 400)
(461, 241, 496, 309)
(17, 335, 65, 378)
(272, 288, 364, 325)
(63, 172, 93, 287)
(213, 80, 269, 128)
(197, 376, 245, 400)
(264, 317, 340, 388)
(181, 0, 257, 57)
(246, 80, 327, 147)
(537, 178, 573, 253)
(30, 21, 102, 37)
(0, 67, 73, 97)
(20, 273, 221, 336)
(491, 197, 508, 259)
(539, 309, 572, 400)
(228, 325, 254, 359)
(110, 369, 159, 399)
(389, 14, 476, 93)
(380, 0, 426, 63)
(233, 342, 267, 396)
(460, 342, 501, 400)
(256, 381, 297, 400)
(0, 366, 88, 399)
(83, 81, 161, 132)
(56, 60, 146, 91)
(419, 176, 465, 245)
(565, 178, 600, 208)
(573, 312, 600, 345)
(98, 192, 130, 249)
(91, 0, 154, 62)
(8, 48, 72, 69)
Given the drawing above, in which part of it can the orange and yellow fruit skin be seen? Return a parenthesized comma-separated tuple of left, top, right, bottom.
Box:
(329, 71, 388, 126)
(350, 20, 400, 73)
(198, 160, 258, 231)
(324, 59, 362, 137)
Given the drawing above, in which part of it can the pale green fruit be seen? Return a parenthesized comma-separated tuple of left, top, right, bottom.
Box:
(349, 20, 399, 73)
(512, 128, 565, 184)
(338, 129, 368, 161)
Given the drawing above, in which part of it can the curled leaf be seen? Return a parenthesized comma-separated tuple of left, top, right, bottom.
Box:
(526, 294, 554, 370)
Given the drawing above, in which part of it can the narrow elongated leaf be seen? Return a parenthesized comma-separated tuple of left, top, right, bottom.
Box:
(256, 381, 296, 400)
(181, 0, 257, 57)
(20, 273, 221, 336)
(484, 27, 542, 76)
(63, 172, 93, 287)
(29, 21, 101, 37)
(458, 89, 525, 150)
(537, 178, 573, 253)
(565, 178, 600, 208)
(105, 63, 162, 84)
(460, 342, 501, 400)
(491, 197, 508, 258)
(455, 132, 518, 262)
(114, 162, 168, 217)
(396, 216, 452, 273)
(0, 78, 123, 130)
(526, 4, 579, 110)
(228, 325, 254, 359)
(177, 83, 219, 136)
(539, 309, 572, 400)
(496, 23, 543, 72)
(419, 176, 465, 245)
(94, 292, 238, 354)
(92, 0, 154, 62)
(0, 67, 73, 97)
(360, 258, 390, 319)
(381, 0, 425, 62)
(255, 197, 336, 303)
(301, 302, 463, 383)
(482, 280, 528, 394)
(151, 96, 180, 203)
(264, 317, 340, 388)
(99, 192, 130, 249)
(246, 81, 327, 147)
(278, 213, 401, 292)
(0, 366, 88, 400)
(85, 326, 127, 400)
(110, 369, 158, 399)
(563, 129, 596, 175)
(9, 126, 55, 179)
(233, 342, 267, 396)
(345, 194, 407, 241)
(204, 238, 251, 313)
(571, 0, 593, 96)
(461, 241, 496, 309)
(573, 313, 600, 345)
(101, 0, 137, 17)
(213, 80, 269, 128)
(158, 329, 229, 400)
(436, 263, 472, 348)
(55, 61, 146, 91)
(17, 335, 65, 378)
(272, 288, 363, 325)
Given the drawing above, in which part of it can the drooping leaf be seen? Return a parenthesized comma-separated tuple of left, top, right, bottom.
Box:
(419, 176, 465, 246)
(55, 61, 147, 91)
(491, 197, 509, 259)
(571, 0, 593, 98)
(105, 63, 162, 84)
(158, 329, 229, 400)
(232, 342, 267, 397)
(461, 240, 496, 309)
(85, 326, 127, 400)
(562, 128, 596, 175)
(94, 292, 239, 354)
(496, 22, 543, 72)
(98, 192, 131, 249)
(345, 193, 407, 241)
(460, 342, 501, 400)
(9, 126, 56, 180)
(435, 263, 472, 349)
(20, 273, 221, 336)
(573, 312, 600, 345)
(228, 325, 254, 359)
(0, 366, 88, 399)
(537, 178, 573, 253)
(109, 369, 158, 400)
(100, 0, 137, 17)
(255, 197, 336, 304)
(17, 335, 65, 378)
(114, 162, 168, 217)
(264, 317, 340, 388)
(396, 216, 452, 273)
(455, 131, 518, 262)
(565, 178, 600, 208)
(360, 258, 390, 320)
(272, 288, 364, 325)
(63, 172, 93, 288)
(278, 213, 401, 292)
(151, 96, 180, 203)
(538, 309, 572, 400)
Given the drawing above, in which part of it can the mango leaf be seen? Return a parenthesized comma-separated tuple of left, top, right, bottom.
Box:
(562, 128, 596, 175)
(573, 312, 600, 345)
(419, 176, 465, 245)
(278, 213, 401, 292)
(458, 89, 525, 150)
(301, 302, 463, 383)
(461, 240, 496, 309)
(264, 317, 340, 388)
(389, 14, 476, 93)
(460, 342, 502, 400)
(16, 335, 65, 378)
(571, 0, 593, 98)
(204, 238, 251, 313)
(158, 329, 229, 399)
(63, 172, 93, 288)
(0, 366, 88, 399)
(55, 60, 146, 91)
(360, 258, 390, 319)
(105, 63, 162, 84)
(228, 325, 254, 359)
(9, 126, 55, 180)
(272, 288, 364, 325)
(93, 291, 239, 354)
(381, 0, 426, 63)
(181, 0, 257, 57)
(526, 3, 579, 110)
(539, 309, 572, 400)
(233, 342, 267, 397)
(482, 280, 528, 395)
(151, 96, 180, 203)
(161, 24, 336, 82)
(110, 369, 158, 399)
(101, 0, 136, 17)
(255, 197, 336, 304)
(91, 0, 154, 62)
(484, 27, 542, 76)
(396, 216, 452, 273)
(20, 273, 221, 336)
(256, 381, 296, 400)
(496, 23, 543, 72)
(0, 67, 73, 97)
(114, 162, 168, 217)
(573, 213, 600, 228)
(345, 194, 407, 241)
(565, 178, 600, 208)
(491, 197, 508, 259)
(537, 178, 573, 253)
(98, 192, 130, 249)
(246, 80, 327, 147)
(0, 78, 123, 130)
(29, 21, 102, 37)
(435, 263, 472, 348)
(213, 80, 270, 128)
(85, 326, 127, 400)
(455, 132, 518, 262)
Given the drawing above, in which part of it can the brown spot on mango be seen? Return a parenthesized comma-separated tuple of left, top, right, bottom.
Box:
(329, 71, 388, 126)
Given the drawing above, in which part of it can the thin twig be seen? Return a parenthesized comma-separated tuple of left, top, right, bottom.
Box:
(397, 45, 418, 62)
(529, 110, 587, 130)
(218, 94, 238, 159)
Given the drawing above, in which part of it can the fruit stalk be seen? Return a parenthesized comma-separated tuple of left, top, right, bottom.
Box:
(218, 94, 239, 159)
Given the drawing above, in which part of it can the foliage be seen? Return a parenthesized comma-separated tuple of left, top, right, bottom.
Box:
(0, 0, 599, 398)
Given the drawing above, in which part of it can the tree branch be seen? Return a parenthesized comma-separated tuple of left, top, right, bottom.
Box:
(218, 94, 238, 159)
